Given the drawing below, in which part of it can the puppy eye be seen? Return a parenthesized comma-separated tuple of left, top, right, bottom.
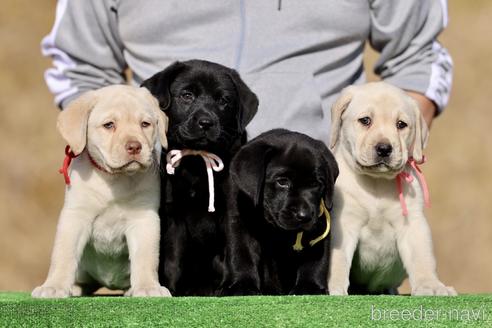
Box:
(276, 178, 291, 189)
(396, 120, 408, 130)
(103, 122, 115, 130)
(141, 121, 151, 128)
(358, 117, 371, 127)
(180, 91, 195, 102)
(217, 96, 230, 106)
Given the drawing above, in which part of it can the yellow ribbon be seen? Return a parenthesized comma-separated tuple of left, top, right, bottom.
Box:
(292, 199, 331, 252)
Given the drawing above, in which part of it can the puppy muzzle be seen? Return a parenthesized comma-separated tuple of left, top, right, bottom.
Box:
(354, 151, 406, 179)
(88, 144, 155, 175)
(174, 118, 221, 148)
(273, 206, 319, 231)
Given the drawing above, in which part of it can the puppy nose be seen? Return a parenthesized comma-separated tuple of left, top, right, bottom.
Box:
(198, 118, 214, 130)
(375, 143, 392, 158)
(295, 208, 314, 223)
(125, 141, 142, 155)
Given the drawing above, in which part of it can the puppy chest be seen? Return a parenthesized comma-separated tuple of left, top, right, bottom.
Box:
(79, 243, 130, 290)
(357, 219, 400, 269)
(89, 206, 129, 255)
(168, 164, 225, 201)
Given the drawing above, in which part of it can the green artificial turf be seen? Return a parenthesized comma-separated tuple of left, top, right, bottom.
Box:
(0, 292, 490, 327)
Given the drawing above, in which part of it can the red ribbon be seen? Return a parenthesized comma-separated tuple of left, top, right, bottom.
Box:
(58, 146, 78, 185)
(396, 156, 431, 217)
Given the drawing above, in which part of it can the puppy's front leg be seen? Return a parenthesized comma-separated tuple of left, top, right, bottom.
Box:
(124, 211, 171, 297)
(32, 208, 92, 298)
(397, 214, 457, 296)
(327, 206, 362, 295)
(220, 215, 262, 296)
(290, 239, 330, 295)
(159, 218, 188, 295)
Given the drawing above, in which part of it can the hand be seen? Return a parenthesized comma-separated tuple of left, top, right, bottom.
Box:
(405, 91, 437, 129)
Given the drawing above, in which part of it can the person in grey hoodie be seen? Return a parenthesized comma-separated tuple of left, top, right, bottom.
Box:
(42, 0, 451, 143)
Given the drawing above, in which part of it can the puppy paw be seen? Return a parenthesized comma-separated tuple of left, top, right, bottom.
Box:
(70, 285, 83, 297)
(125, 285, 172, 297)
(221, 288, 261, 296)
(412, 281, 457, 296)
(328, 287, 348, 296)
(219, 282, 261, 296)
(31, 285, 73, 298)
(290, 283, 327, 295)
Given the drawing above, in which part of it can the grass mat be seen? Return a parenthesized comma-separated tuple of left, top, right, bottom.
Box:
(0, 292, 490, 327)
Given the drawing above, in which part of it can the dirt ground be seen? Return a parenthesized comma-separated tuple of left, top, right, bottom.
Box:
(0, 1, 490, 293)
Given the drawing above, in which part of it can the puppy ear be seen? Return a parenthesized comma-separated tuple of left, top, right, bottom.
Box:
(410, 99, 430, 162)
(141, 61, 186, 110)
(318, 141, 339, 209)
(156, 109, 169, 150)
(230, 141, 271, 207)
(228, 70, 259, 132)
(56, 90, 97, 156)
(329, 86, 354, 150)
(139, 87, 169, 149)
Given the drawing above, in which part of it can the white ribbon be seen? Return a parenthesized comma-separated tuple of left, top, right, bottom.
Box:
(166, 149, 224, 212)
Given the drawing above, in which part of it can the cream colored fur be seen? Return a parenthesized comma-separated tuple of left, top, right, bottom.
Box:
(32, 85, 171, 298)
(327, 82, 456, 296)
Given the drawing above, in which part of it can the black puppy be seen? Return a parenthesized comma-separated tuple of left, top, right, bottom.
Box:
(220, 129, 338, 295)
(141, 60, 258, 296)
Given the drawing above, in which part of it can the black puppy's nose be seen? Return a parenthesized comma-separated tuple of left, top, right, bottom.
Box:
(295, 208, 314, 223)
(375, 143, 392, 158)
(198, 118, 214, 130)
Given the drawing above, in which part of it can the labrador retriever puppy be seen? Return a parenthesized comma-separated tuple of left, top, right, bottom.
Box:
(219, 129, 338, 295)
(142, 60, 258, 296)
(327, 82, 456, 296)
(32, 85, 171, 298)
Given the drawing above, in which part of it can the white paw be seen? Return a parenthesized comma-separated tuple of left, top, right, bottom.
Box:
(329, 287, 348, 296)
(70, 285, 83, 297)
(412, 281, 457, 296)
(125, 285, 172, 297)
(32, 285, 73, 298)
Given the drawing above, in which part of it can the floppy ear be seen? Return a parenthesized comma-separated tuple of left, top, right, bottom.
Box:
(56, 90, 98, 156)
(230, 141, 271, 207)
(156, 109, 169, 150)
(139, 87, 169, 149)
(410, 99, 430, 162)
(141, 61, 186, 110)
(329, 86, 354, 150)
(318, 141, 339, 209)
(228, 70, 259, 132)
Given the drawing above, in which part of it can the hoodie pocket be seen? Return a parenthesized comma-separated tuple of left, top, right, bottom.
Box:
(242, 71, 329, 142)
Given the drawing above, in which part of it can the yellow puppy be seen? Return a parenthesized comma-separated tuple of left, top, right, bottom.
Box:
(32, 85, 170, 298)
(327, 82, 456, 296)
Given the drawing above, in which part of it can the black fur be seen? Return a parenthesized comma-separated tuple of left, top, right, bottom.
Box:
(219, 129, 339, 295)
(141, 60, 258, 296)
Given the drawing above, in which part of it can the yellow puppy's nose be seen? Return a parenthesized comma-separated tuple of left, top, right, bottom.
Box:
(126, 140, 142, 155)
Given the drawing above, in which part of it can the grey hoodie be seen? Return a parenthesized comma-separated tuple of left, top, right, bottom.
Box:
(42, 0, 452, 142)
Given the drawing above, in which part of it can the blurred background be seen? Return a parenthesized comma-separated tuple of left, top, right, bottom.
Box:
(0, 0, 490, 294)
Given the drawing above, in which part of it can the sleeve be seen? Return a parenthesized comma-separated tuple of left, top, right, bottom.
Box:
(41, 0, 127, 109)
(368, 0, 452, 113)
